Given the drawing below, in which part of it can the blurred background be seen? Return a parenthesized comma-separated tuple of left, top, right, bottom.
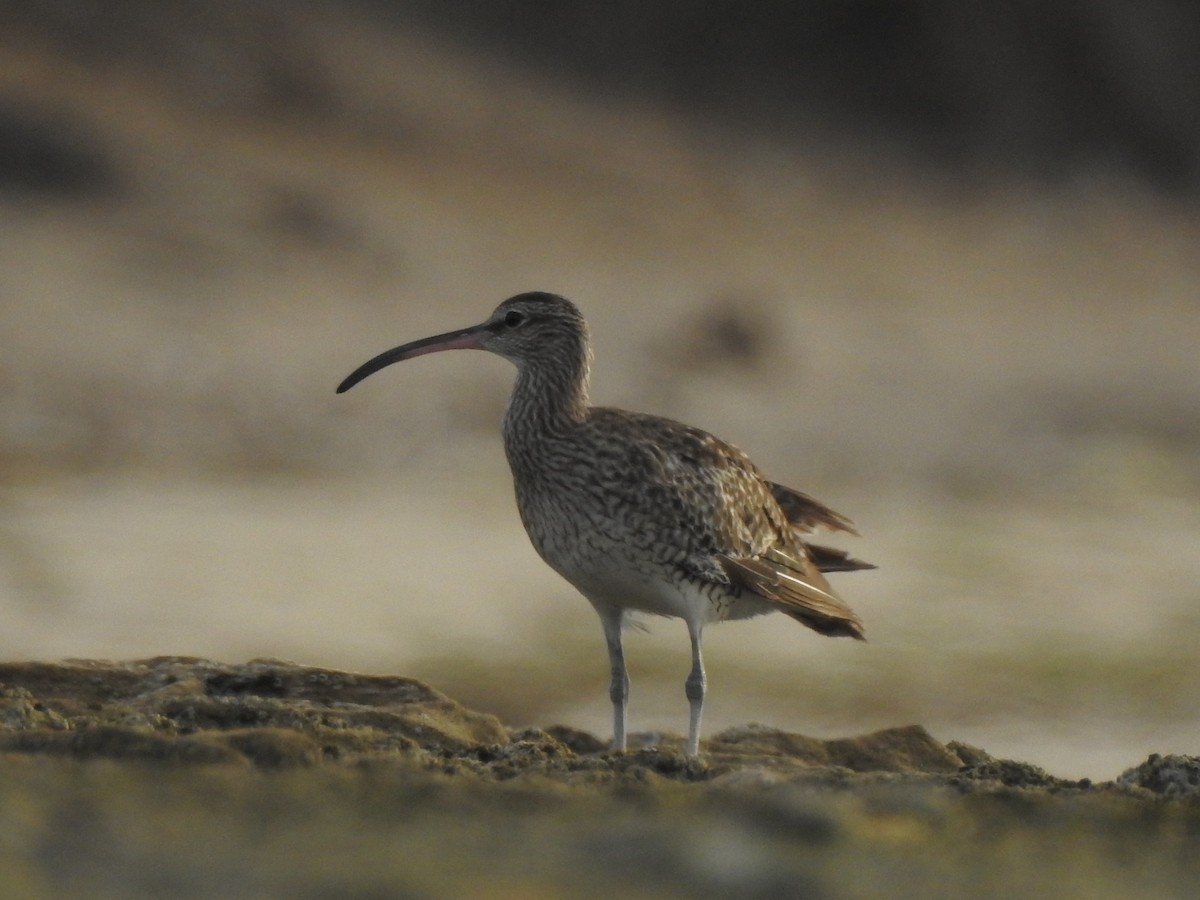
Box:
(1, 0, 1197, 778)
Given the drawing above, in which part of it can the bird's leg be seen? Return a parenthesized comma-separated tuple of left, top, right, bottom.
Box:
(684, 621, 706, 757)
(598, 606, 629, 752)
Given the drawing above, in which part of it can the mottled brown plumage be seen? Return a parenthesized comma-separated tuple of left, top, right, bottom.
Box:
(337, 292, 873, 756)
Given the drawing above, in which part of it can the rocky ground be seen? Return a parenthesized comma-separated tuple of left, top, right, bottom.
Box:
(1, 658, 1197, 898)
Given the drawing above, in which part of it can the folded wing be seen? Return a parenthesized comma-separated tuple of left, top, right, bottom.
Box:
(722, 546, 866, 639)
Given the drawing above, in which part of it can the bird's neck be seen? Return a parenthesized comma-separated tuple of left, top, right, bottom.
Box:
(502, 350, 591, 454)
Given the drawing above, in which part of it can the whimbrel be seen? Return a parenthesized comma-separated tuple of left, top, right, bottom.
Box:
(337, 292, 873, 757)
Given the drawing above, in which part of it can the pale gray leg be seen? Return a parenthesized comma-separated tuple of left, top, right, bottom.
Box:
(597, 606, 629, 752)
(684, 620, 706, 757)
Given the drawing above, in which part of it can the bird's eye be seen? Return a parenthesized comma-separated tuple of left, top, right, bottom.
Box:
(504, 310, 526, 327)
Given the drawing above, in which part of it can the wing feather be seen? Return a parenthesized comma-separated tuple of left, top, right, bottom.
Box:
(722, 547, 866, 639)
(578, 410, 869, 642)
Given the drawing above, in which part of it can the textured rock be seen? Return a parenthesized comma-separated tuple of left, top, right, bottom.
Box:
(0, 657, 509, 766)
(706, 723, 965, 773)
(1118, 753, 1200, 796)
(0, 658, 1197, 899)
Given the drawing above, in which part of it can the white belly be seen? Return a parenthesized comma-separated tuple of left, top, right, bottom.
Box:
(542, 542, 776, 626)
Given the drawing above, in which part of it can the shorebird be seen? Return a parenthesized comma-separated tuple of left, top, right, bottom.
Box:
(337, 292, 873, 757)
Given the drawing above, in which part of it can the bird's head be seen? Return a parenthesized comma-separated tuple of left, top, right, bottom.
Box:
(336, 292, 590, 393)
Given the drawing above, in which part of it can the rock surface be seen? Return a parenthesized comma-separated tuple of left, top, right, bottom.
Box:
(0, 658, 1197, 898)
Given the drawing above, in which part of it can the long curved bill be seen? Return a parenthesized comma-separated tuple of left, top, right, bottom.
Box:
(336, 324, 486, 393)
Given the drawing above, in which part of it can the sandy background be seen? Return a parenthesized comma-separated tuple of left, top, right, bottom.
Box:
(1, 2, 1198, 779)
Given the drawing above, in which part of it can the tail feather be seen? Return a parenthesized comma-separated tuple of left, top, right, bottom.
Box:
(807, 542, 876, 573)
(768, 482, 860, 536)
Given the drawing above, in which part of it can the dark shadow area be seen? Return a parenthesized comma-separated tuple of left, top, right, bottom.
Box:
(362, 0, 1200, 195)
(0, 102, 119, 196)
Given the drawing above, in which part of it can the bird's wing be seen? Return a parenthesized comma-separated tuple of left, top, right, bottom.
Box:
(585, 409, 792, 563)
(721, 547, 866, 639)
(583, 410, 866, 640)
